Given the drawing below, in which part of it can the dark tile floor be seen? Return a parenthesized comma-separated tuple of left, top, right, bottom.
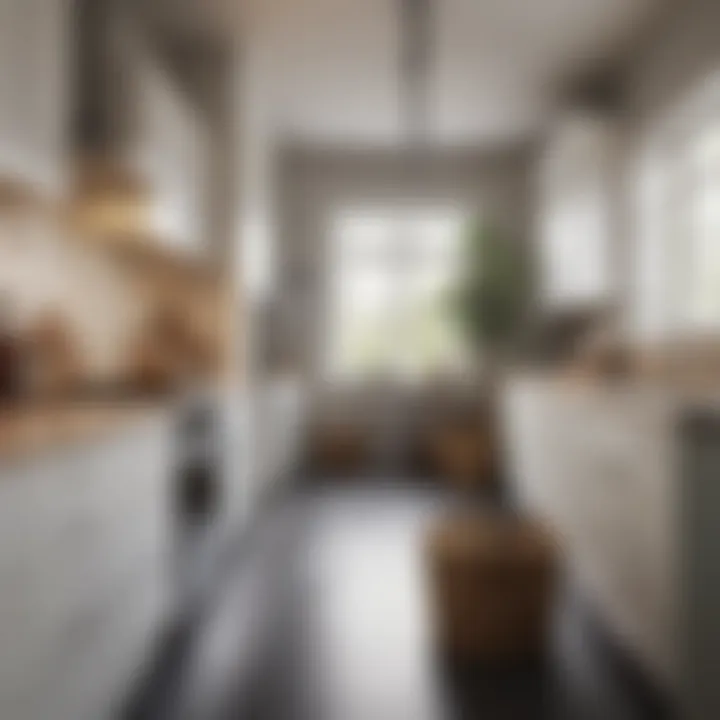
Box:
(122, 481, 672, 720)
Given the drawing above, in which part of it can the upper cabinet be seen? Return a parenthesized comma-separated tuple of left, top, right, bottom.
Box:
(0, 0, 69, 196)
(537, 113, 619, 310)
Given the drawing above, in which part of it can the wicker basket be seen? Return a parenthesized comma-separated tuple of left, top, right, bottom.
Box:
(426, 421, 496, 490)
(308, 424, 371, 476)
(426, 514, 558, 661)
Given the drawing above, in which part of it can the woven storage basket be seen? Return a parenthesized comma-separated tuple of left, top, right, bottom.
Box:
(426, 514, 558, 661)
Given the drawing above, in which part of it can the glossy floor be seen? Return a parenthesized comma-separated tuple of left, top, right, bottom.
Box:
(122, 482, 671, 720)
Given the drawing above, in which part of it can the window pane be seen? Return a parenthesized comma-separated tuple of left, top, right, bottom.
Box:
(688, 147, 720, 327)
(327, 206, 469, 378)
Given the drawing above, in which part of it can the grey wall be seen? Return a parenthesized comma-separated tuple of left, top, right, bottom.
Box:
(623, 0, 720, 128)
(271, 145, 536, 379)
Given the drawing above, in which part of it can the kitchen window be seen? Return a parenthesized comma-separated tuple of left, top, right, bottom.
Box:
(634, 71, 720, 339)
(538, 116, 614, 309)
(686, 123, 720, 328)
(326, 206, 469, 379)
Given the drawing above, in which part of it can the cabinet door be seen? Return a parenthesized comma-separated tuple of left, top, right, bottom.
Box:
(502, 383, 558, 518)
(0, 417, 174, 720)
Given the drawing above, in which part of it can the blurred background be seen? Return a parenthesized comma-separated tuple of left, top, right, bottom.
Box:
(1, 0, 720, 718)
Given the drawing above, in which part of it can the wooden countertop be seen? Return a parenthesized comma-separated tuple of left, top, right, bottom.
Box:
(0, 400, 169, 462)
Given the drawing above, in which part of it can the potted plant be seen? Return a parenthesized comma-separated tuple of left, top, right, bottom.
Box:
(452, 218, 529, 372)
(426, 219, 529, 491)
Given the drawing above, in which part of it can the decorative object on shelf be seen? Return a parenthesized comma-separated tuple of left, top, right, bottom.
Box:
(0, 294, 23, 405)
(570, 314, 633, 381)
(523, 306, 602, 366)
(25, 312, 83, 399)
(130, 306, 190, 394)
(64, 156, 152, 240)
(129, 276, 229, 395)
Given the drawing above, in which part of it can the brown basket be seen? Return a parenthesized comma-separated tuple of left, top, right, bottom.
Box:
(308, 424, 371, 476)
(426, 421, 496, 490)
(426, 515, 558, 661)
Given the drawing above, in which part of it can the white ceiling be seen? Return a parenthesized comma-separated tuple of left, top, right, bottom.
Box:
(237, 0, 660, 147)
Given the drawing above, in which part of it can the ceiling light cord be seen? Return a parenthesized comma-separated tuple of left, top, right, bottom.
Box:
(400, 0, 433, 146)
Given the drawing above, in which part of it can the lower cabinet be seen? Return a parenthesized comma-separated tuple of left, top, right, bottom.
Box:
(0, 414, 176, 720)
(505, 380, 720, 718)
(503, 382, 677, 688)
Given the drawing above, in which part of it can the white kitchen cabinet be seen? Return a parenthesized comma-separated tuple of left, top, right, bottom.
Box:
(0, 413, 176, 720)
(504, 378, 720, 718)
(253, 379, 305, 499)
(503, 380, 677, 685)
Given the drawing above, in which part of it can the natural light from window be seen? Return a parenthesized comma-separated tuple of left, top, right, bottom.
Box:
(326, 206, 470, 380)
(687, 123, 720, 329)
